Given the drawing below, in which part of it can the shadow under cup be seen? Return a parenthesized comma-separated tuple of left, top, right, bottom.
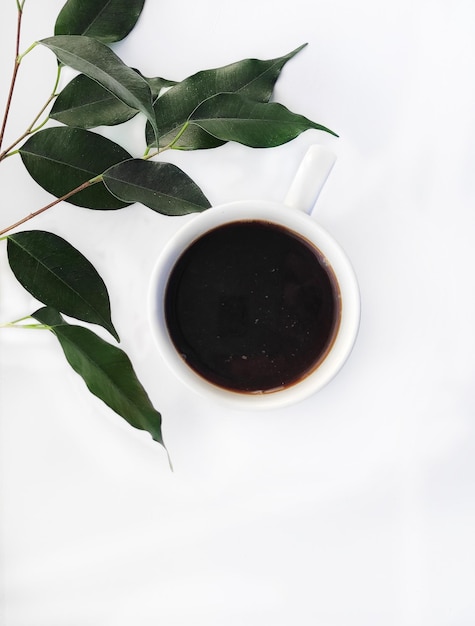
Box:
(163, 219, 342, 395)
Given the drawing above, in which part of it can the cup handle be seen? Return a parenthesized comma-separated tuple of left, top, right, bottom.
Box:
(284, 144, 336, 215)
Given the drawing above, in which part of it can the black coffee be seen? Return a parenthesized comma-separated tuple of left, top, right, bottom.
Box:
(164, 220, 340, 393)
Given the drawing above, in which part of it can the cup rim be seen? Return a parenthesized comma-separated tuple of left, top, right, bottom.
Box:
(148, 199, 360, 409)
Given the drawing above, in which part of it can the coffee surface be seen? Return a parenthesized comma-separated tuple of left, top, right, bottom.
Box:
(165, 220, 340, 392)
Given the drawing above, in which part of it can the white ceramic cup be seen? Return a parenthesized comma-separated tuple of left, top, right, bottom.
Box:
(148, 145, 360, 409)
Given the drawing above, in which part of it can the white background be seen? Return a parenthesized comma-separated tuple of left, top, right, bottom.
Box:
(1, 0, 475, 624)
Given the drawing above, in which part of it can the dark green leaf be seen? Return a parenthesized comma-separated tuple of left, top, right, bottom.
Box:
(50, 73, 138, 128)
(55, 0, 146, 44)
(33, 307, 164, 445)
(146, 44, 307, 149)
(7, 231, 118, 341)
(188, 93, 337, 147)
(50, 72, 177, 129)
(103, 160, 211, 215)
(143, 75, 178, 97)
(40, 36, 159, 142)
(19, 127, 132, 209)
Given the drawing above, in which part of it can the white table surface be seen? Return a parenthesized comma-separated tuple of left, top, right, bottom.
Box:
(1, 1, 475, 624)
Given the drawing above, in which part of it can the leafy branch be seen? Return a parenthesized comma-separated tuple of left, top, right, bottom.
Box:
(0, 0, 337, 457)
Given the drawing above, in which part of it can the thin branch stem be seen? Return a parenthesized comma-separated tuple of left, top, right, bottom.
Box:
(0, 321, 49, 330)
(0, 3, 25, 151)
(16, 324, 49, 330)
(0, 313, 48, 330)
(0, 62, 62, 163)
(143, 148, 159, 160)
(165, 121, 190, 150)
(28, 63, 62, 132)
(2, 149, 19, 159)
(0, 178, 99, 237)
(3, 314, 32, 325)
(142, 121, 190, 160)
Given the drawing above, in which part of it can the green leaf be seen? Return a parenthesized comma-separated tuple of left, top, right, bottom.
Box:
(50, 72, 177, 129)
(103, 160, 211, 215)
(146, 44, 307, 150)
(7, 231, 118, 341)
(188, 93, 338, 148)
(143, 75, 178, 96)
(50, 73, 138, 128)
(40, 36, 159, 142)
(55, 0, 146, 44)
(32, 307, 164, 446)
(19, 127, 132, 209)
